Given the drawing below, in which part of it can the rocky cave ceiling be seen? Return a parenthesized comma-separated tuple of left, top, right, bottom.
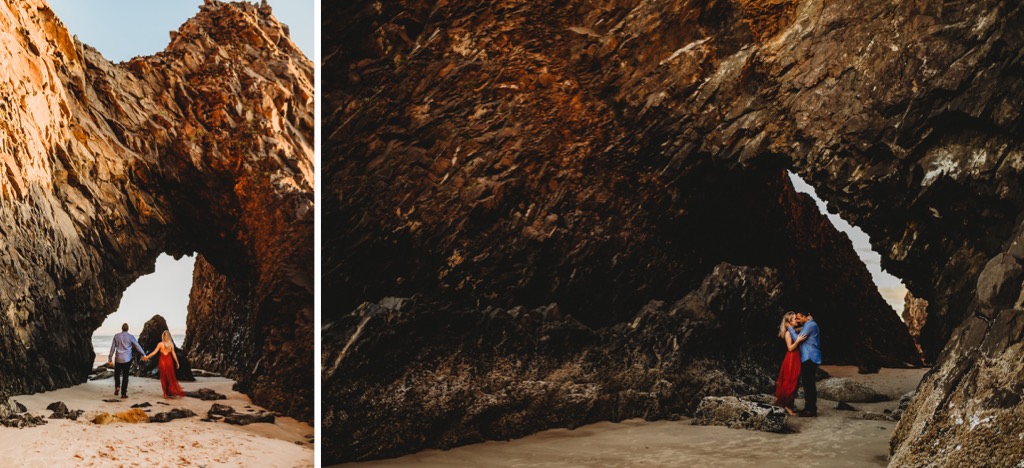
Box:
(324, 0, 1024, 464)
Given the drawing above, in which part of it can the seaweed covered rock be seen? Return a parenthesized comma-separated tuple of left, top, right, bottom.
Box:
(691, 396, 789, 433)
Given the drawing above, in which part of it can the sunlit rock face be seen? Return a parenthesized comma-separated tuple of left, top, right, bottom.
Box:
(320, 0, 989, 463)
(0, 1, 312, 422)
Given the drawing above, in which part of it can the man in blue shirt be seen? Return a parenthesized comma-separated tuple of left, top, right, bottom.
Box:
(795, 311, 821, 416)
(107, 323, 147, 399)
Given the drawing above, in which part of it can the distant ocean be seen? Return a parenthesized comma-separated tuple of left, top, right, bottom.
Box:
(93, 333, 186, 365)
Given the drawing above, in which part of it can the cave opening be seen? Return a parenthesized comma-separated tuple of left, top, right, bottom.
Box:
(786, 172, 908, 312)
(91, 254, 195, 367)
(785, 171, 926, 358)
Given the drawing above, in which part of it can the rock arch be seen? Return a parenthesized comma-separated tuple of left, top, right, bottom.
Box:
(0, 1, 312, 421)
(326, 0, 1022, 463)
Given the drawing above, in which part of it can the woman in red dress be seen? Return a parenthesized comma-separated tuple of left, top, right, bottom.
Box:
(144, 331, 186, 398)
(774, 311, 806, 415)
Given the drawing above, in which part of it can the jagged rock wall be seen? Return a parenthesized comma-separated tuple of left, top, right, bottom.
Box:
(325, 0, 926, 463)
(325, 264, 788, 462)
(0, 1, 312, 421)
(328, 0, 1024, 464)
(326, 0, 917, 362)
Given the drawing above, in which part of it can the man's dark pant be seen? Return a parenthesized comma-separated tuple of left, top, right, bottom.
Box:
(114, 362, 131, 396)
(801, 360, 818, 413)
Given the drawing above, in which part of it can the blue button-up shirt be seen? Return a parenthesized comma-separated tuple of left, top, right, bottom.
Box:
(798, 319, 822, 364)
(108, 332, 146, 364)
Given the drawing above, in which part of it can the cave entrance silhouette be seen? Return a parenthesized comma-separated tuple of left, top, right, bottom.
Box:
(786, 171, 925, 357)
(90, 254, 195, 367)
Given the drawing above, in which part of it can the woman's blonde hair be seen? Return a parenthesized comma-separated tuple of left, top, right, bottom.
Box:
(161, 330, 173, 347)
(778, 311, 797, 338)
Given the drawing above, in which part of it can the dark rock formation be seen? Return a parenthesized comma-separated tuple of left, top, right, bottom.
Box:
(208, 403, 235, 418)
(46, 402, 83, 420)
(326, 0, 919, 368)
(89, 370, 114, 381)
(326, 0, 1024, 464)
(691, 396, 789, 433)
(150, 408, 197, 423)
(888, 392, 914, 422)
(0, 0, 312, 422)
(186, 388, 227, 401)
(325, 264, 796, 462)
(835, 402, 857, 411)
(0, 399, 31, 419)
(224, 411, 275, 426)
(817, 378, 889, 403)
(135, 315, 195, 382)
(0, 399, 47, 429)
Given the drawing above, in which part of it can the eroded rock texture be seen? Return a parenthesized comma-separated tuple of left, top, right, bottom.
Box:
(0, 1, 312, 421)
(326, 0, 927, 463)
(325, 264, 791, 461)
(327, 0, 1023, 464)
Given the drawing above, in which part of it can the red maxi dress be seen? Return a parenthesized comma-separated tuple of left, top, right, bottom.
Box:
(158, 351, 186, 398)
(774, 327, 801, 409)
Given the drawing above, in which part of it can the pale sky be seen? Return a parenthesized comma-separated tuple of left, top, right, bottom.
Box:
(97, 254, 195, 335)
(788, 172, 908, 314)
(46, 0, 313, 61)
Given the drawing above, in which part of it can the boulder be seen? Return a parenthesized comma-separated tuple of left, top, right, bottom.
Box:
(208, 403, 235, 418)
(90, 370, 114, 381)
(691, 396, 789, 433)
(46, 402, 84, 420)
(817, 378, 889, 403)
(1, 413, 47, 428)
(135, 315, 195, 382)
(976, 254, 1023, 311)
(224, 411, 275, 426)
(835, 402, 857, 411)
(0, 399, 27, 419)
(888, 391, 915, 421)
(739, 394, 775, 405)
(185, 388, 227, 401)
(150, 408, 197, 423)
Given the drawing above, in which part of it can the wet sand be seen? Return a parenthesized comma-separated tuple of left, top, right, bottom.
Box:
(3, 376, 313, 467)
(340, 366, 928, 468)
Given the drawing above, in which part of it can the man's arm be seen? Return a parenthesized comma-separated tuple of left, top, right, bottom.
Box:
(797, 320, 817, 338)
(131, 336, 146, 356)
(108, 338, 117, 363)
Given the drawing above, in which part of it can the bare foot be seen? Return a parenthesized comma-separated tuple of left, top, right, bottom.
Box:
(785, 407, 797, 416)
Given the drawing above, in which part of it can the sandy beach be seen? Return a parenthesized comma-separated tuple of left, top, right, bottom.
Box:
(2, 376, 313, 467)
(339, 366, 928, 468)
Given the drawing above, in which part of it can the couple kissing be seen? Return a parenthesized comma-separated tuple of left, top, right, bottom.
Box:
(773, 311, 821, 417)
